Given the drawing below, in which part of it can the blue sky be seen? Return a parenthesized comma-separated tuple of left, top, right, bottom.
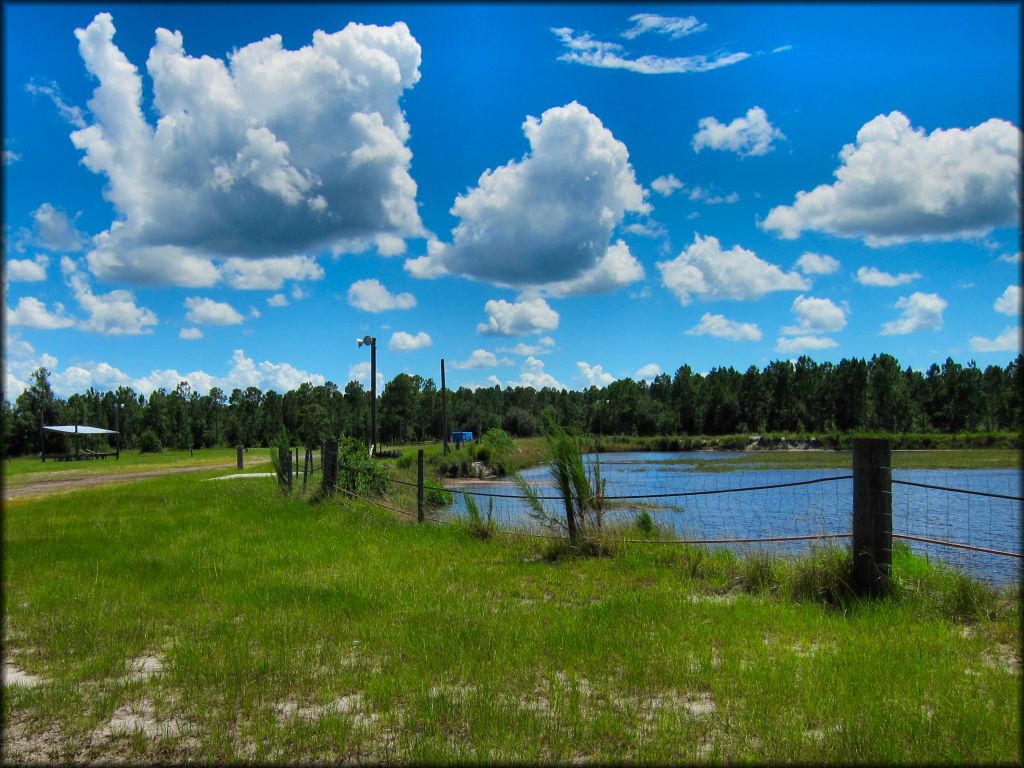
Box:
(3, 2, 1021, 398)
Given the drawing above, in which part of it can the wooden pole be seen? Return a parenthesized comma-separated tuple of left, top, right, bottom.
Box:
(441, 358, 449, 456)
(278, 446, 292, 492)
(237, 446, 244, 469)
(852, 438, 892, 598)
(322, 439, 339, 494)
(370, 340, 377, 456)
(417, 449, 425, 523)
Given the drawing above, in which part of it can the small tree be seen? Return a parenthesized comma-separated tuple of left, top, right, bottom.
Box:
(516, 423, 604, 547)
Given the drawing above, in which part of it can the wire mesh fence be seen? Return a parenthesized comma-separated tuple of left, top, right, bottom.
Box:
(329, 446, 1021, 588)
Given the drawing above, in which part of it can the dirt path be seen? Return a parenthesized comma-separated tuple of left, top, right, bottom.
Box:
(4, 458, 271, 501)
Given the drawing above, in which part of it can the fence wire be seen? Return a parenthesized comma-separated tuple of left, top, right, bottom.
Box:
(890, 468, 1022, 586)
(327, 453, 1020, 586)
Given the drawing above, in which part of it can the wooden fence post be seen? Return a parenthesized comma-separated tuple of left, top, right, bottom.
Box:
(852, 437, 892, 598)
(236, 446, 244, 469)
(322, 439, 339, 494)
(277, 446, 292, 492)
(417, 449, 425, 523)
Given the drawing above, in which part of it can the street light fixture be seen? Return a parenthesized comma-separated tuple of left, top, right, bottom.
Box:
(356, 336, 377, 456)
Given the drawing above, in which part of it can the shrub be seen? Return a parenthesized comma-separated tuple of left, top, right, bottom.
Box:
(425, 485, 453, 507)
(137, 429, 162, 454)
(337, 437, 387, 496)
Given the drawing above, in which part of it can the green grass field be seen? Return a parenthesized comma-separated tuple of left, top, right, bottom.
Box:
(3, 466, 1019, 763)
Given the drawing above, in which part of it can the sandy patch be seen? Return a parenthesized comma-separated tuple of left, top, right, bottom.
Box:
(3, 661, 45, 688)
(92, 697, 187, 741)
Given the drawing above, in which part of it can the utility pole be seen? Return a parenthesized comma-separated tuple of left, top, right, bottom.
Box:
(441, 358, 449, 455)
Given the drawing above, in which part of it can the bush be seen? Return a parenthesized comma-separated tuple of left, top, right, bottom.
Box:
(137, 429, 162, 454)
(337, 437, 387, 496)
(425, 485, 454, 507)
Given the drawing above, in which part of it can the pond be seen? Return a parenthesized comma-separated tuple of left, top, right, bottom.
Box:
(445, 452, 1022, 587)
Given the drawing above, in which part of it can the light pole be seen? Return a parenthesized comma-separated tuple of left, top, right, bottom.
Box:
(356, 336, 377, 456)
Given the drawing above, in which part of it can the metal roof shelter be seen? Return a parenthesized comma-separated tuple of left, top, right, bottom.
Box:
(43, 425, 118, 435)
(40, 424, 120, 461)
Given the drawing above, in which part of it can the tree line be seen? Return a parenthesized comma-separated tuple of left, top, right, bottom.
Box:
(2, 353, 1020, 458)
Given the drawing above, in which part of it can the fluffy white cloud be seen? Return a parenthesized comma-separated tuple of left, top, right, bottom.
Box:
(388, 330, 431, 352)
(686, 186, 740, 205)
(450, 349, 512, 369)
(348, 360, 385, 391)
(221, 256, 323, 290)
(552, 27, 749, 75)
(970, 327, 1021, 353)
(6, 255, 50, 282)
(25, 80, 86, 129)
(577, 361, 614, 387)
(994, 285, 1020, 316)
(266, 294, 288, 307)
(506, 356, 564, 390)
(635, 363, 661, 381)
(411, 102, 648, 290)
(66, 13, 426, 285)
(855, 266, 922, 287)
(64, 266, 159, 335)
(775, 335, 839, 353)
(179, 327, 203, 340)
(477, 297, 560, 336)
(999, 251, 1021, 264)
(6, 296, 76, 329)
(783, 295, 847, 335)
(184, 296, 244, 325)
(686, 312, 763, 341)
(795, 252, 839, 275)
(881, 292, 948, 335)
(347, 279, 416, 312)
(539, 241, 645, 297)
(692, 107, 784, 157)
(657, 233, 809, 305)
(498, 337, 556, 356)
(30, 203, 83, 252)
(762, 112, 1021, 245)
(3, 149, 21, 165)
(622, 13, 707, 39)
(651, 173, 684, 196)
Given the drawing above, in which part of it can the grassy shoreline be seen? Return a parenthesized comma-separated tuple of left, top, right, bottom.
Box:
(3, 471, 1020, 763)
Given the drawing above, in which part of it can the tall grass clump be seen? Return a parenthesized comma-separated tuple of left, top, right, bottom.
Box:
(516, 423, 608, 554)
(462, 492, 496, 540)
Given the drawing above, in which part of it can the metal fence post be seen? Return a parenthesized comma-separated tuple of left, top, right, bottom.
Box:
(417, 449, 425, 523)
(852, 438, 892, 597)
(278, 446, 292, 492)
(236, 445, 244, 470)
(322, 439, 339, 495)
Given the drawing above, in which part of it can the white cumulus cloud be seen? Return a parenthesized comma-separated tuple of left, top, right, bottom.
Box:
(783, 295, 847, 335)
(657, 233, 809, 305)
(498, 337, 556, 356)
(450, 349, 512, 369)
(184, 296, 244, 325)
(761, 112, 1021, 245)
(880, 292, 948, 335)
(686, 312, 763, 341)
(577, 361, 614, 387)
(410, 102, 648, 291)
(179, 327, 203, 340)
(347, 279, 416, 312)
(6, 296, 76, 329)
(994, 285, 1020, 316)
(506, 356, 564, 390)
(266, 294, 288, 307)
(635, 363, 662, 381)
(66, 12, 426, 286)
(692, 107, 785, 157)
(30, 203, 84, 252)
(6, 255, 50, 282)
(221, 256, 324, 290)
(970, 327, 1021, 353)
(855, 266, 922, 287)
(775, 335, 839, 353)
(795, 252, 839, 275)
(388, 330, 431, 352)
(477, 297, 560, 337)
(651, 173, 684, 196)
